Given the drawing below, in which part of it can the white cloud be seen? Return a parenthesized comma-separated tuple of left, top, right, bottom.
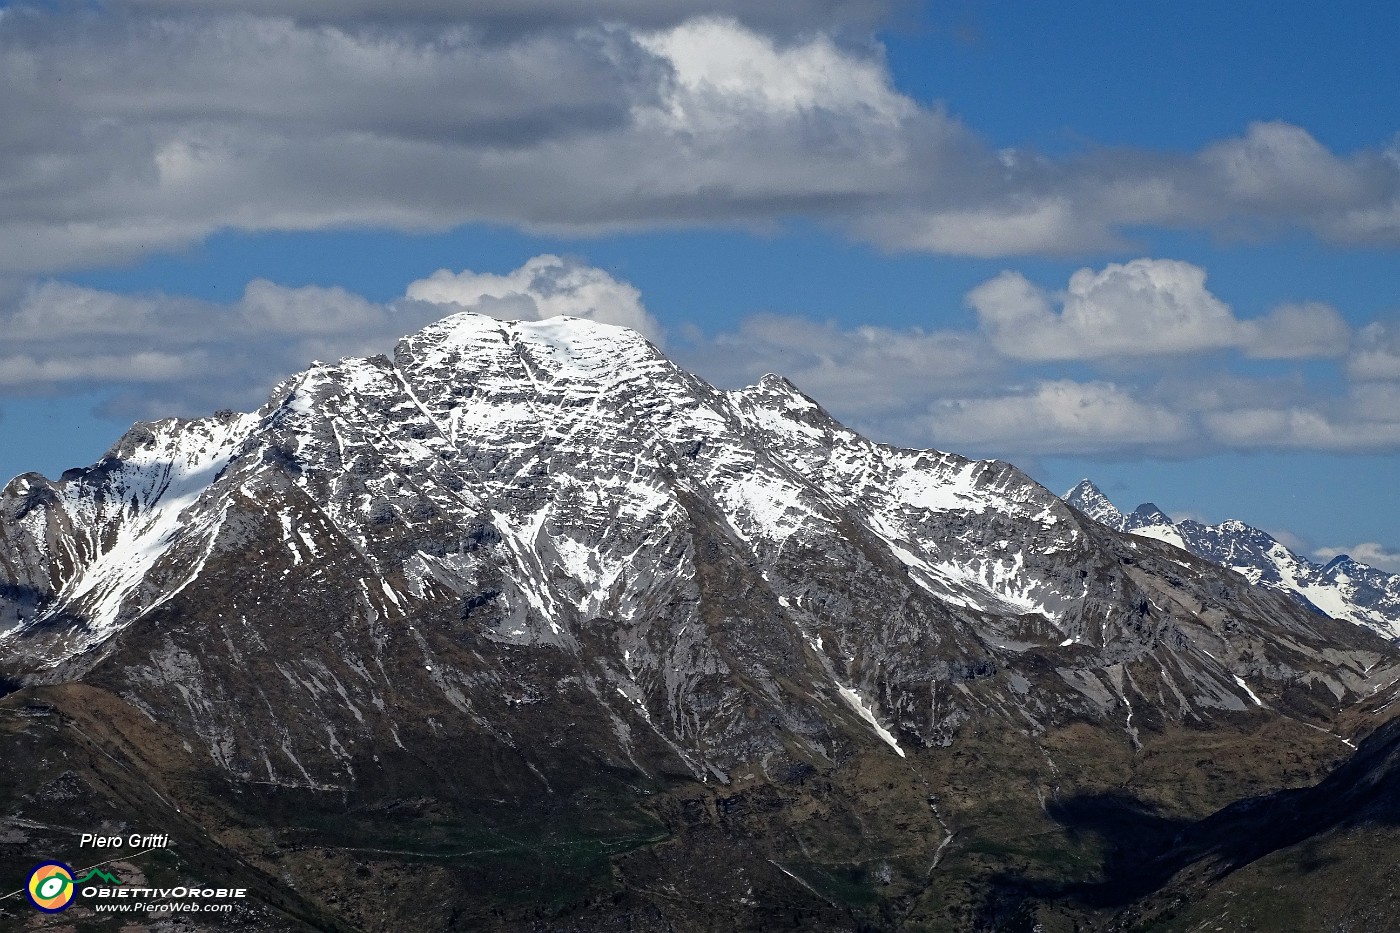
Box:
(4, 282, 168, 340)
(1203, 400, 1400, 453)
(3, 252, 1398, 464)
(970, 259, 1239, 360)
(0, 277, 446, 414)
(685, 321, 1394, 456)
(1201, 121, 1366, 209)
(240, 280, 387, 335)
(0, 256, 661, 416)
(920, 380, 1191, 456)
(0, 352, 196, 386)
(968, 259, 1353, 362)
(868, 121, 1400, 258)
(637, 16, 912, 127)
(1348, 321, 1400, 381)
(868, 196, 1116, 259)
(1264, 527, 1311, 555)
(0, 12, 958, 272)
(2, 7, 1399, 273)
(677, 313, 1001, 426)
(1314, 543, 1400, 574)
(405, 255, 662, 342)
(111, 0, 892, 30)
(1325, 201, 1400, 245)
(1240, 301, 1351, 359)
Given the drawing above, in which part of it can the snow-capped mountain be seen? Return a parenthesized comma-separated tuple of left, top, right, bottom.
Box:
(3, 312, 1399, 931)
(4, 313, 1391, 758)
(1065, 479, 1400, 640)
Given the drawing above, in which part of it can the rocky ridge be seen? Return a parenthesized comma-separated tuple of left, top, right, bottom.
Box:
(1066, 479, 1400, 641)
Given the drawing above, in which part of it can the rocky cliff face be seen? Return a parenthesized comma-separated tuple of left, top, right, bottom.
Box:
(2, 313, 1398, 932)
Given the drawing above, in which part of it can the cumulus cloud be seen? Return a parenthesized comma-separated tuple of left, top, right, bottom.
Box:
(3, 252, 1398, 463)
(676, 276, 1394, 459)
(405, 255, 662, 342)
(676, 312, 1398, 460)
(0, 279, 446, 415)
(636, 16, 913, 126)
(240, 281, 388, 335)
(1348, 320, 1400, 381)
(855, 121, 1400, 258)
(1, 6, 1399, 273)
(0, 10, 952, 272)
(866, 196, 1113, 259)
(1240, 301, 1352, 360)
(918, 380, 1191, 456)
(1314, 543, 1400, 574)
(0, 255, 665, 416)
(1200, 121, 1368, 210)
(968, 259, 1352, 361)
(110, 0, 894, 30)
(676, 314, 1001, 427)
(0, 352, 195, 387)
(1202, 386, 1400, 453)
(970, 259, 1238, 360)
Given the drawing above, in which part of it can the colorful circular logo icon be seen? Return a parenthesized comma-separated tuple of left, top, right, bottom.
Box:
(26, 862, 76, 913)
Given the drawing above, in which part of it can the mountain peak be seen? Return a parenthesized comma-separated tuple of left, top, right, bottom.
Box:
(387, 311, 679, 413)
(402, 310, 659, 364)
(734, 373, 827, 415)
(1064, 479, 1124, 525)
(1130, 502, 1174, 526)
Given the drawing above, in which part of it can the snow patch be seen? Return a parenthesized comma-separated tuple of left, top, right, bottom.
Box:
(1232, 674, 1266, 707)
(836, 685, 904, 757)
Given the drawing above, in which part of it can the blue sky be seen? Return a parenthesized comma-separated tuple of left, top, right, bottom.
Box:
(1, 0, 1397, 569)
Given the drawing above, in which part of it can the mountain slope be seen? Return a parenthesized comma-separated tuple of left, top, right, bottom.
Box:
(979, 704, 1400, 931)
(2, 312, 1398, 931)
(1065, 479, 1400, 640)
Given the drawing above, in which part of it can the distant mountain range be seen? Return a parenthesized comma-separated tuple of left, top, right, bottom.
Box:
(1065, 480, 1400, 641)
